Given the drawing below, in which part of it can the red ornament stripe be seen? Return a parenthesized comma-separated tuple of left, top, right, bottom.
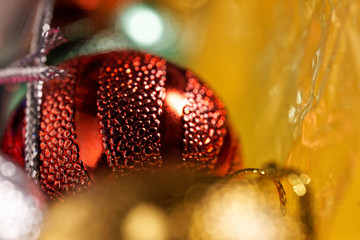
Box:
(39, 61, 91, 200)
(182, 71, 227, 171)
(97, 52, 166, 173)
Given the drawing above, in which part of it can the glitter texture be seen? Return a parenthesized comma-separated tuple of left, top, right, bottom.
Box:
(39, 61, 91, 200)
(182, 71, 227, 171)
(97, 52, 166, 173)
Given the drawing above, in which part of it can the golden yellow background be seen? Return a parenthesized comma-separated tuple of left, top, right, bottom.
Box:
(173, 0, 360, 238)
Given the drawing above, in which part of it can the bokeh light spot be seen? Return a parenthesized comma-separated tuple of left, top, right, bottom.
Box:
(0, 161, 16, 177)
(121, 203, 168, 240)
(0, 155, 43, 240)
(120, 5, 164, 46)
(190, 180, 304, 240)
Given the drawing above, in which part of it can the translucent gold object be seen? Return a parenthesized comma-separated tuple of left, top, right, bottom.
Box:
(183, 0, 360, 239)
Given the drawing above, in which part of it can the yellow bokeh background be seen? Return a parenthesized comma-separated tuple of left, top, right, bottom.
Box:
(173, 0, 360, 238)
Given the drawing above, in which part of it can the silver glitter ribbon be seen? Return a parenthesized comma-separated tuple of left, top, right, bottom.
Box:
(24, 0, 64, 181)
(0, 0, 67, 181)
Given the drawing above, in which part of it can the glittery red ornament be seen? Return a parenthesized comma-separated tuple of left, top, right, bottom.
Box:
(2, 51, 241, 199)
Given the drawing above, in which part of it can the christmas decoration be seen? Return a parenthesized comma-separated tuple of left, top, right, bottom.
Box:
(2, 50, 241, 200)
(2, 0, 360, 239)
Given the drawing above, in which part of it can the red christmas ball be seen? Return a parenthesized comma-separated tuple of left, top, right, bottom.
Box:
(2, 51, 241, 199)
